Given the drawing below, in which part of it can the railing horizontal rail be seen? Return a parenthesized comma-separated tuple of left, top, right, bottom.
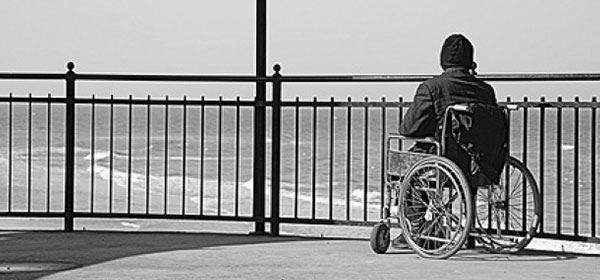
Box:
(0, 72, 269, 83)
(0, 97, 66, 103)
(0, 212, 65, 218)
(0, 73, 65, 80)
(71, 213, 257, 222)
(74, 73, 270, 82)
(280, 73, 600, 82)
(73, 98, 256, 106)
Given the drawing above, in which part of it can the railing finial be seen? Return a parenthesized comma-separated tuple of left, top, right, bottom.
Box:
(66, 62, 75, 72)
(273, 64, 281, 74)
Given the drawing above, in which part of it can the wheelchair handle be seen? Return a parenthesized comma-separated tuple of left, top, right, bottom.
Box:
(504, 104, 519, 111)
(449, 104, 469, 112)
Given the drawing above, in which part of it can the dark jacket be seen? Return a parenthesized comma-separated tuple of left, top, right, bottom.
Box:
(399, 68, 502, 186)
(400, 68, 497, 139)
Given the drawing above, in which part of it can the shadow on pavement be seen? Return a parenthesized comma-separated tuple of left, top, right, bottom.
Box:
(450, 248, 580, 262)
(0, 230, 323, 280)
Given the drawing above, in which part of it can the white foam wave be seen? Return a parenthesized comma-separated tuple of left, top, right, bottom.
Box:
(120, 222, 141, 230)
(84, 151, 111, 161)
(562, 145, 575, 151)
(87, 164, 148, 191)
(277, 182, 381, 211)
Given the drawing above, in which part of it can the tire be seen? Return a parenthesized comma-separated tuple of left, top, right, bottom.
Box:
(370, 222, 390, 254)
(398, 156, 473, 259)
(474, 156, 541, 253)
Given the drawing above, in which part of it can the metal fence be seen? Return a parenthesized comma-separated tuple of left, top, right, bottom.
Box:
(0, 62, 599, 243)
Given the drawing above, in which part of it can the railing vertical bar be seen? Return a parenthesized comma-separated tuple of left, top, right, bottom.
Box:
(127, 95, 133, 214)
(109, 95, 114, 213)
(218, 96, 223, 216)
(380, 97, 386, 218)
(574, 97, 579, 236)
(27, 93, 32, 212)
(398, 97, 403, 150)
(311, 97, 317, 219)
(200, 96, 205, 215)
(145, 95, 151, 214)
(7, 93, 11, 212)
(539, 96, 546, 233)
(164, 96, 169, 215)
(522, 96, 528, 231)
(346, 97, 352, 220)
(47, 93, 51, 212)
(329, 97, 334, 220)
(592, 96, 597, 238)
(505, 97, 511, 231)
(235, 96, 241, 217)
(90, 95, 95, 213)
(270, 66, 282, 236)
(294, 97, 299, 219)
(557, 96, 562, 235)
(182, 96, 187, 215)
(363, 97, 369, 221)
(64, 63, 75, 231)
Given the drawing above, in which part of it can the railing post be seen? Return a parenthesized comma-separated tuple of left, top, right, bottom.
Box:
(270, 64, 282, 236)
(251, 0, 268, 235)
(64, 62, 76, 232)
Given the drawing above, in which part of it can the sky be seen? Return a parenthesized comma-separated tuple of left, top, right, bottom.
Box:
(1, 0, 599, 100)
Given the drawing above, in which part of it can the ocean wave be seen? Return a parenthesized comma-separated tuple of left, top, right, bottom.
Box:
(82, 150, 242, 163)
(562, 144, 575, 151)
(88, 164, 148, 191)
(277, 181, 381, 210)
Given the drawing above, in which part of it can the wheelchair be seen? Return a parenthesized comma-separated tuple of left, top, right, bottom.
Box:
(370, 104, 541, 259)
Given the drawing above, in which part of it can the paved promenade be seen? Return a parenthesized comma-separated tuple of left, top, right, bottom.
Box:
(0, 230, 598, 280)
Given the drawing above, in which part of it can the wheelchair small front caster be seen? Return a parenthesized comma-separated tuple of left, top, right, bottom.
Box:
(370, 222, 390, 254)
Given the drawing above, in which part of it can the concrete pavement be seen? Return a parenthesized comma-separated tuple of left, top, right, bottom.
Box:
(0, 231, 598, 279)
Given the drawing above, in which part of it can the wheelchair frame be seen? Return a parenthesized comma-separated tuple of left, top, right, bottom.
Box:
(370, 104, 541, 259)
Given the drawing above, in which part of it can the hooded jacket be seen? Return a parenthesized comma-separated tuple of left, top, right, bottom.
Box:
(400, 34, 497, 138)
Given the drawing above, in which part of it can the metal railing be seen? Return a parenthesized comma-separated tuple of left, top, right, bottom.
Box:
(0, 62, 599, 243)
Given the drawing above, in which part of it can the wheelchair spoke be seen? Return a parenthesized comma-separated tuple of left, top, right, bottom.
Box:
(443, 192, 459, 206)
(405, 198, 429, 207)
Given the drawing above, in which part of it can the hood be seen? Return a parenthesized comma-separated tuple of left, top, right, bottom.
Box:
(440, 34, 474, 70)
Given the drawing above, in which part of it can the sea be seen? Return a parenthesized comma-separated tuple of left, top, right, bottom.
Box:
(0, 101, 598, 237)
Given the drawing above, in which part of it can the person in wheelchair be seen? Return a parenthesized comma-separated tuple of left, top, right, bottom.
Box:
(397, 34, 507, 249)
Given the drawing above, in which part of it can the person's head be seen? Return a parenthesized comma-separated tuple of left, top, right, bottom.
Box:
(440, 34, 476, 71)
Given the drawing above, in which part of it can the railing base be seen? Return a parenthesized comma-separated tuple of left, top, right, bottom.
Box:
(249, 231, 269, 236)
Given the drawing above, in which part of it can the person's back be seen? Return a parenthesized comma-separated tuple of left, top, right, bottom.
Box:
(400, 34, 497, 140)
(400, 34, 503, 185)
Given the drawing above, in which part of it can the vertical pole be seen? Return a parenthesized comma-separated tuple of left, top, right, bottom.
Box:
(64, 62, 76, 232)
(557, 96, 562, 235)
(592, 96, 597, 238)
(252, 0, 267, 235)
(270, 64, 282, 236)
(574, 96, 579, 236)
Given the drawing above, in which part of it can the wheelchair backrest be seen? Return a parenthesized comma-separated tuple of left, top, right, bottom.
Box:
(441, 103, 508, 185)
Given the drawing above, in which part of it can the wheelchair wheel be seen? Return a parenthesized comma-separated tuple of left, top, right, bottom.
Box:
(398, 156, 473, 259)
(370, 222, 390, 254)
(475, 156, 541, 253)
